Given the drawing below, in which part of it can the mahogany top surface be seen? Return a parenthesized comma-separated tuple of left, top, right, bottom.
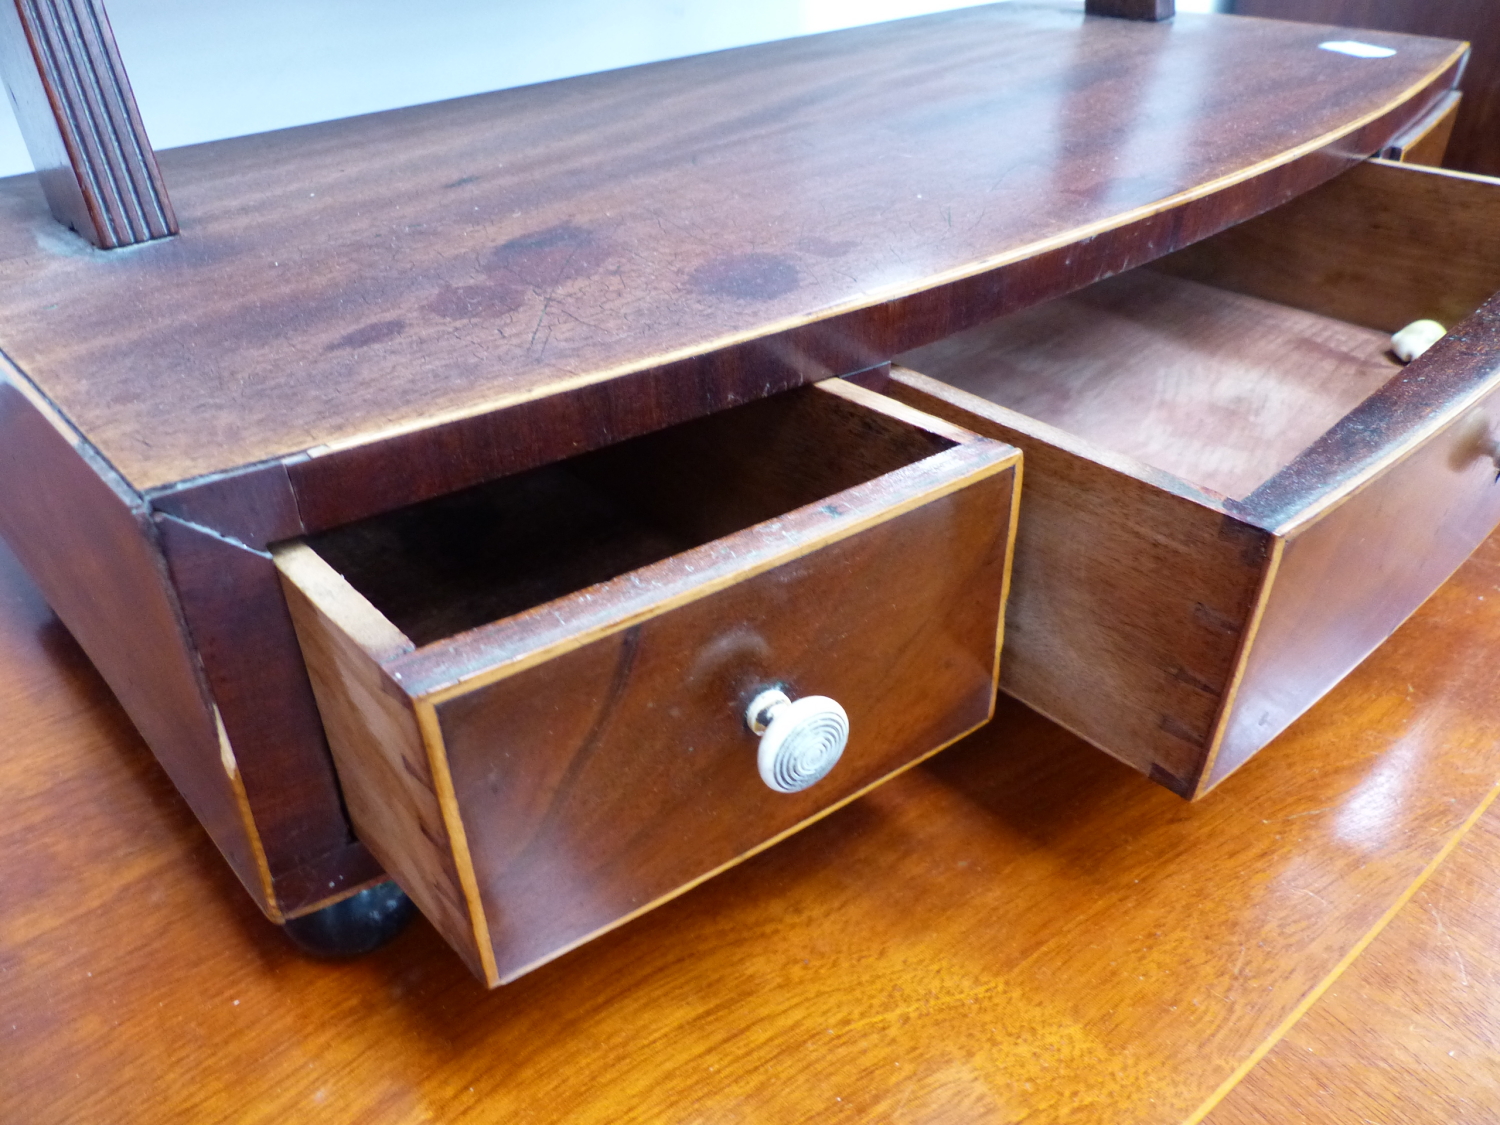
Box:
(0, 3, 1464, 492)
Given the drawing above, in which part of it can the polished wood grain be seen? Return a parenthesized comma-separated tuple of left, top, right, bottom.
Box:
(1211, 312, 1500, 786)
(1232, 0, 1500, 176)
(897, 269, 1401, 500)
(1217, 169, 1500, 528)
(1209, 804, 1500, 1124)
(10, 514, 1500, 1121)
(279, 383, 1019, 983)
(0, 5, 1461, 497)
(434, 463, 1016, 985)
(1383, 89, 1462, 165)
(1158, 158, 1500, 336)
(892, 166, 1500, 794)
(0, 0, 175, 247)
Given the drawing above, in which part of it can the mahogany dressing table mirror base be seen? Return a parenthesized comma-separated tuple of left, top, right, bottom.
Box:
(0, 0, 1489, 984)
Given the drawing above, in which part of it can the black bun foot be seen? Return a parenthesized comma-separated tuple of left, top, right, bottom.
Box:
(282, 880, 416, 958)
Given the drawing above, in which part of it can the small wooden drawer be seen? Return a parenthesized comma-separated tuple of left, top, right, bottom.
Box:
(891, 159, 1500, 799)
(273, 380, 1019, 985)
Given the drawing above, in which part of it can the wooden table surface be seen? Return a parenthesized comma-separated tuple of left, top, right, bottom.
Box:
(6, 520, 1500, 1122)
(1209, 807, 1500, 1124)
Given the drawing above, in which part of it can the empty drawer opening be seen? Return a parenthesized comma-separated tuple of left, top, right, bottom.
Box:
(300, 384, 955, 646)
(897, 266, 1407, 501)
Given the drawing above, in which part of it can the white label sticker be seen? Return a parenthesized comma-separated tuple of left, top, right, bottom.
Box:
(1319, 40, 1398, 59)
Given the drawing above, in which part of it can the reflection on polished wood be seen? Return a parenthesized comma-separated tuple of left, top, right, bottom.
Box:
(8, 529, 1500, 1121)
(1209, 807, 1500, 1124)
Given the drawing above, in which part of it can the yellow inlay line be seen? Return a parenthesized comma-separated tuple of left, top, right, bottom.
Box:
(1181, 776, 1500, 1125)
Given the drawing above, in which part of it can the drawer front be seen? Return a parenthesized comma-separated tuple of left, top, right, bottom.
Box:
(1210, 328, 1500, 789)
(277, 382, 1019, 984)
(434, 472, 1013, 981)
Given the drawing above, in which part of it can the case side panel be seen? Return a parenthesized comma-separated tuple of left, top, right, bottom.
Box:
(0, 369, 271, 912)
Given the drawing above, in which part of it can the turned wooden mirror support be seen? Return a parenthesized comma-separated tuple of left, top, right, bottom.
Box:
(1086, 0, 1176, 19)
(0, 0, 174, 248)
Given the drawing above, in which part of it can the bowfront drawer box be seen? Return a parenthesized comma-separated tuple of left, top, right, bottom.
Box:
(273, 380, 1019, 984)
(892, 159, 1500, 798)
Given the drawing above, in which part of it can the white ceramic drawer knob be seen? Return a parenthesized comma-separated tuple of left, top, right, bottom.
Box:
(1391, 319, 1446, 364)
(744, 688, 849, 794)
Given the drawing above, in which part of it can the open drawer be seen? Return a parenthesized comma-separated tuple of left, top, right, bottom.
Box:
(890, 158, 1500, 799)
(273, 380, 1019, 985)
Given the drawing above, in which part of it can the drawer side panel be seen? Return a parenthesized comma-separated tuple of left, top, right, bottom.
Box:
(885, 371, 1270, 795)
(278, 570, 489, 981)
(1155, 160, 1500, 335)
(1383, 90, 1462, 167)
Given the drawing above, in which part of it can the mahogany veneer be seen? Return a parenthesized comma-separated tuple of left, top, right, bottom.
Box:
(0, 3, 1471, 962)
(0, 8, 1464, 496)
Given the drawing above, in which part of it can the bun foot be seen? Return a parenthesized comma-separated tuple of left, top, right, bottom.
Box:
(283, 881, 416, 958)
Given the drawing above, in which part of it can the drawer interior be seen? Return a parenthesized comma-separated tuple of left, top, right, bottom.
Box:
(896, 161, 1500, 502)
(303, 385, 954, 646)
(896, 267, 1402, 500)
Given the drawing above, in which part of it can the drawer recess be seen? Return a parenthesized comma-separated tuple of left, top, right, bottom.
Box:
(892, 159, 1500, 798)
(274, 380, 1019, 984)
